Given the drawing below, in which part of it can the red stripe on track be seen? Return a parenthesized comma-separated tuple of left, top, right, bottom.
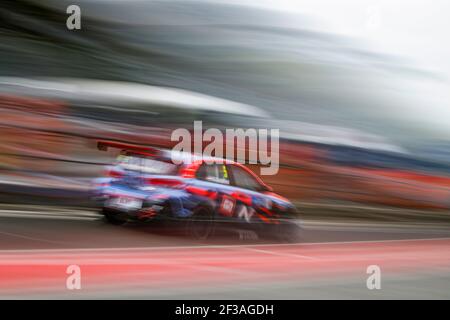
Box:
(1, 239, 450, 294)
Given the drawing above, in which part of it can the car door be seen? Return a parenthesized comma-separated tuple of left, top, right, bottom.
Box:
(227, 164, 273, 223)
(194, 163, 242, 219)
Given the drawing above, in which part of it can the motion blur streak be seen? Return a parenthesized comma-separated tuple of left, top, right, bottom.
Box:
(1, 1, 450, 209)
(1, 0, 450, 299)
(1, 238, 450, 299)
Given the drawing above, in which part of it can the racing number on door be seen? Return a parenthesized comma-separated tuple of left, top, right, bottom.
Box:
(219, 196, 235, 217)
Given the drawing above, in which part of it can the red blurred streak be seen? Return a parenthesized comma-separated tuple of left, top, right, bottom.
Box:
(106, 169, 124, 179)
(145, 178, 184, 188)
(231, 191, 252, 206)
(179, 161, 202, 178)
(259, 206, 273, 216)
(186, 186, 218, 199)
(97, 140, 158, 155)
(257, 213, 275, 224)
(0, 239, 450, 293)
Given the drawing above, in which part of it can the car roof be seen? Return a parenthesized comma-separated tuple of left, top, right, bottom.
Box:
(98, 140, 237, 165)
(159, 149, 237, 166)
(104, 141, 269, 188)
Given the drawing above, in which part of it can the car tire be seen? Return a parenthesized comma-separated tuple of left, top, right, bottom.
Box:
(185, 206, 215, 240)
(102, 208, 127, 225)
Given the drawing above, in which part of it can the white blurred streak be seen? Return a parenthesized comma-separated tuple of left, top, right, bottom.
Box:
(0, 77, 269, 118)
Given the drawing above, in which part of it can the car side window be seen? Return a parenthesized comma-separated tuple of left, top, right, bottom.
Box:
(229, 165, 263, 191)
(196, 164, 230, 185)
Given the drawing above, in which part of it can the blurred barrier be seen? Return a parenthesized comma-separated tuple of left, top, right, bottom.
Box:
(260, 164, 450, 209)
(1, 95, 450, 210)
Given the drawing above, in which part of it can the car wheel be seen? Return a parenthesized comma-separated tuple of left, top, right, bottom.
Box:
(102, 208, 127, 225)
(186, 206, 215, 240)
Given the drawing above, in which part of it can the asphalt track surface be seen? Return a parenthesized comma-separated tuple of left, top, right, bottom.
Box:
(0, 205, 450, 299)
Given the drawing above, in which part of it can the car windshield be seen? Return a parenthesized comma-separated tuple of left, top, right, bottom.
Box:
(116, 154, 178, 175)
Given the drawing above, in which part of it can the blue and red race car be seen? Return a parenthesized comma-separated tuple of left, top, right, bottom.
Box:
(92, 141, 299, 241)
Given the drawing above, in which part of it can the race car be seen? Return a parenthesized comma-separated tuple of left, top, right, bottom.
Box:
(92, 140, 299, 241)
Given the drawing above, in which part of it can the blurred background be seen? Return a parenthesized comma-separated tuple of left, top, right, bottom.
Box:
(2, 0, 450, 300)
(1, 0, 450, 211)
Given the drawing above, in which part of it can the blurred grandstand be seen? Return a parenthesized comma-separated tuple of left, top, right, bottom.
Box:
(1, 78, 449, 210)
(1, 1, 449, 210)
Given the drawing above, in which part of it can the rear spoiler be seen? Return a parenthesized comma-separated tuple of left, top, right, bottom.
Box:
(97, 140, 160, 157)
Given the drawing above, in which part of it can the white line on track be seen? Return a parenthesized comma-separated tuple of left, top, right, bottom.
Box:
(0, 231, 66, 245)
(0, 209, 99, 221)
(0, 209, 97, 216)
(1, 209, 449, 233)
(1, 237, 450, 254)
(244, 248, 318, 260)
(0, 213, 98, 221)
